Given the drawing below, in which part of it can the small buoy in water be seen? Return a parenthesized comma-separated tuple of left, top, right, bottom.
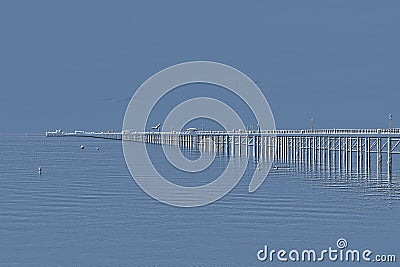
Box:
(80, 145, 85, 149)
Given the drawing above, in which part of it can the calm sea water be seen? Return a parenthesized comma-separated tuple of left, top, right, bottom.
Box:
(0, 135, 399, 266)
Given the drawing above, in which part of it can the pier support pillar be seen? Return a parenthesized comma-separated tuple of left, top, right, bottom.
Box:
(387, 137, 392, 178)
(364, 137, 370, 173)
(377, 137, 382, 174)
(349, 137, 353, 172)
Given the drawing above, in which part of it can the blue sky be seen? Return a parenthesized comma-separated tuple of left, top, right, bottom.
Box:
(0, 0, 399, 133)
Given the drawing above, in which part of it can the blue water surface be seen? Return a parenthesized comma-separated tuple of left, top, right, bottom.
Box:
(0, 135, 399, 266)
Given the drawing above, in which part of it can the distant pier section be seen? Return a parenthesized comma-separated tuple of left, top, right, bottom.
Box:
(45, 130, 122, 140)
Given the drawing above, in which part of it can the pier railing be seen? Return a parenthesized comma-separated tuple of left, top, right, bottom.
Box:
(122, 128, 400, 136)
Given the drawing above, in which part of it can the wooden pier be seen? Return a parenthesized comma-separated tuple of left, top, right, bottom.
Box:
(122, 128, 400, 176)
(46, 128, 400, 176)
